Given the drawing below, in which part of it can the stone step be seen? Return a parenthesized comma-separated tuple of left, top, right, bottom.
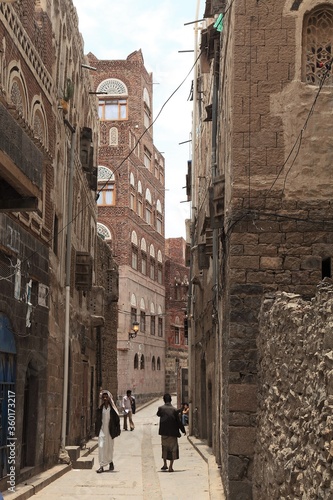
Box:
(72, 456, 94, 469)
(65, 446, 81, 462)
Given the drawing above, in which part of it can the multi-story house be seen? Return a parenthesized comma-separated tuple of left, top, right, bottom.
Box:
(88, 50, 166, 404)
(189, 0, 333, 498)
(164, 238, 189, 402)
(0, 0, 118, 489)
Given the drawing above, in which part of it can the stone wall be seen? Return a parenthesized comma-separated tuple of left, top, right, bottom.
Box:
(254, 283, 333, 499)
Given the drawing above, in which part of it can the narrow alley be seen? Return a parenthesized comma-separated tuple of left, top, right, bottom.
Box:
(3, 398, 224, 500)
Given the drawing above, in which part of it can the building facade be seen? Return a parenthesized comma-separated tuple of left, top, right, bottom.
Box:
(88, 50, 166, 405)
(0, 0, 118, 490)
(189, 0, 333, 498)
(164, 238, 189, 402)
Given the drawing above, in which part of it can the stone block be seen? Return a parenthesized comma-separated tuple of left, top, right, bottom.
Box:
(229, 455, 249, 480)
(260, 256, 283, 270)
(229, 480, 253, 499)
(72, 456, 94, 469)
(229, 384, 257, 412)
(230, 256, 260, 270)
(65, 446, 81, 461)
(229, 426, 256, 456)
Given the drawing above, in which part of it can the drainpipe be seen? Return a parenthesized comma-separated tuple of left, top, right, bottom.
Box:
(61, 119, 76, 451)
(211, 38, 220, 458)
(188, 0, 201, 437)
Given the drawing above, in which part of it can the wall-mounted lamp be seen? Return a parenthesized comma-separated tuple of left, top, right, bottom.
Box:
(128, 321, 139, 340)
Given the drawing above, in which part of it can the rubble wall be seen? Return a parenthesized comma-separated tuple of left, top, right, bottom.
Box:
(254, 283, 333, 499)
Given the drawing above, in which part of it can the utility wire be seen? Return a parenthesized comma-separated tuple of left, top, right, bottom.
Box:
(0, 49, 202, 281)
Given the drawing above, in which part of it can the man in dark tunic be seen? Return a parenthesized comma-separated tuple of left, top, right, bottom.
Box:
(157, 393, 186, 472)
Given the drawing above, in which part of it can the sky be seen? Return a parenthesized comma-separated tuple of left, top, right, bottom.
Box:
(73, 0, 201, 239)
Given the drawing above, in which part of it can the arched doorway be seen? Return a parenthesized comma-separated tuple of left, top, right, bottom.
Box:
(200, 356, 207, 439)
(21, 362, 38, 468)
(0, 313, 16, 479)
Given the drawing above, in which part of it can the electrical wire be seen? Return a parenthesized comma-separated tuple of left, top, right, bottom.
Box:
(0, 48, 203, 281)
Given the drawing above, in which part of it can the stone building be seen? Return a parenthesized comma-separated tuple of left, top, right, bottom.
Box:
(0, 0, 118, 490)
(88, 50, 166, 405)
(164, 238, 189, 402)
(188, 0, 333, 498)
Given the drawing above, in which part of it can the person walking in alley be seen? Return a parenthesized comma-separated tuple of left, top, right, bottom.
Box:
(157, 393, 186, 473)
(95, 390, 120, 473)
(122, 389, 135, 431)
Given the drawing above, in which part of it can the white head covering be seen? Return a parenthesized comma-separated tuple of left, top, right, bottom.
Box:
(100, 389, 119, 415)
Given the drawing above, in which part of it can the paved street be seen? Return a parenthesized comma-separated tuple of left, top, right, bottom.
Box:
(4, 398, 224, 500)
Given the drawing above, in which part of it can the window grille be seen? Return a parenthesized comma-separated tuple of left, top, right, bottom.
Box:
(304, 7, 333, 85)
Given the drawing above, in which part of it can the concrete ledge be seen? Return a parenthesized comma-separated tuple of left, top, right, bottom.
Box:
(2, 464, 71, 500)
(187, 436, 226, 500)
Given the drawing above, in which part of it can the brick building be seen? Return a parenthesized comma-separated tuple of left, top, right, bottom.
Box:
(88, 50, 166, 404)
(188, 0, 333, 498)
(0, 0, 118, 490)
(165, 238, 189, 402)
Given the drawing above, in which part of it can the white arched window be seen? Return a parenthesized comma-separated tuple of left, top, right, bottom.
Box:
(141, 238, 147, 275)
(131, 231, 138, 270)
(97, 78, 128, 121)
(97, 222, 112, 241)
(150, 302, 156, 336)
(145, 188, 152, 225)
(143, 87, 151, 129)
(158, 305, 163, 337)
(97, 166, 115, 205)
(140, 297, 146, 333)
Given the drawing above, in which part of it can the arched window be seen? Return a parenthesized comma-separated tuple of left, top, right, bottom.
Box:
(131, 231, 138, 270)
(157, 250, 163, 284)
(145, 188, 152, 224)
(9, 69, 28, 118)
(109, 127, 118, 146)
(143, 88, 151, 129)
(156, 199, 163, 234)
(134, 353, 139, 369)
(157, 357, 161, 371)
(140, 298, 146, 332)
(303, 6, 333, 85)
(97, 78, 128, 120)
(150, 302, 156, 336)
(141, 238, 147, 275)
(130, 173, 135, 211)
(97, 166, 115, 205)
(137, 181, 143, 217)
(152, 356, 156, 371)
(32, 99, 48, 146)
(140, 354, 145, 370)
(97, 222, 112, 241)
(158, 305, 163, 337)
(150, 245, 155, 280)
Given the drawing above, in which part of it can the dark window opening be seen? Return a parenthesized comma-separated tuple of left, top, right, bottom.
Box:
(322, 257, 331, 278)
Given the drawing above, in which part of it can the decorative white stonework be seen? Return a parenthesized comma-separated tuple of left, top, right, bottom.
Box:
(97, 78, 128, 96)
(97, 222, 111, 240)
(98, 166, 114, 181)
(109, 127, 118, 146)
